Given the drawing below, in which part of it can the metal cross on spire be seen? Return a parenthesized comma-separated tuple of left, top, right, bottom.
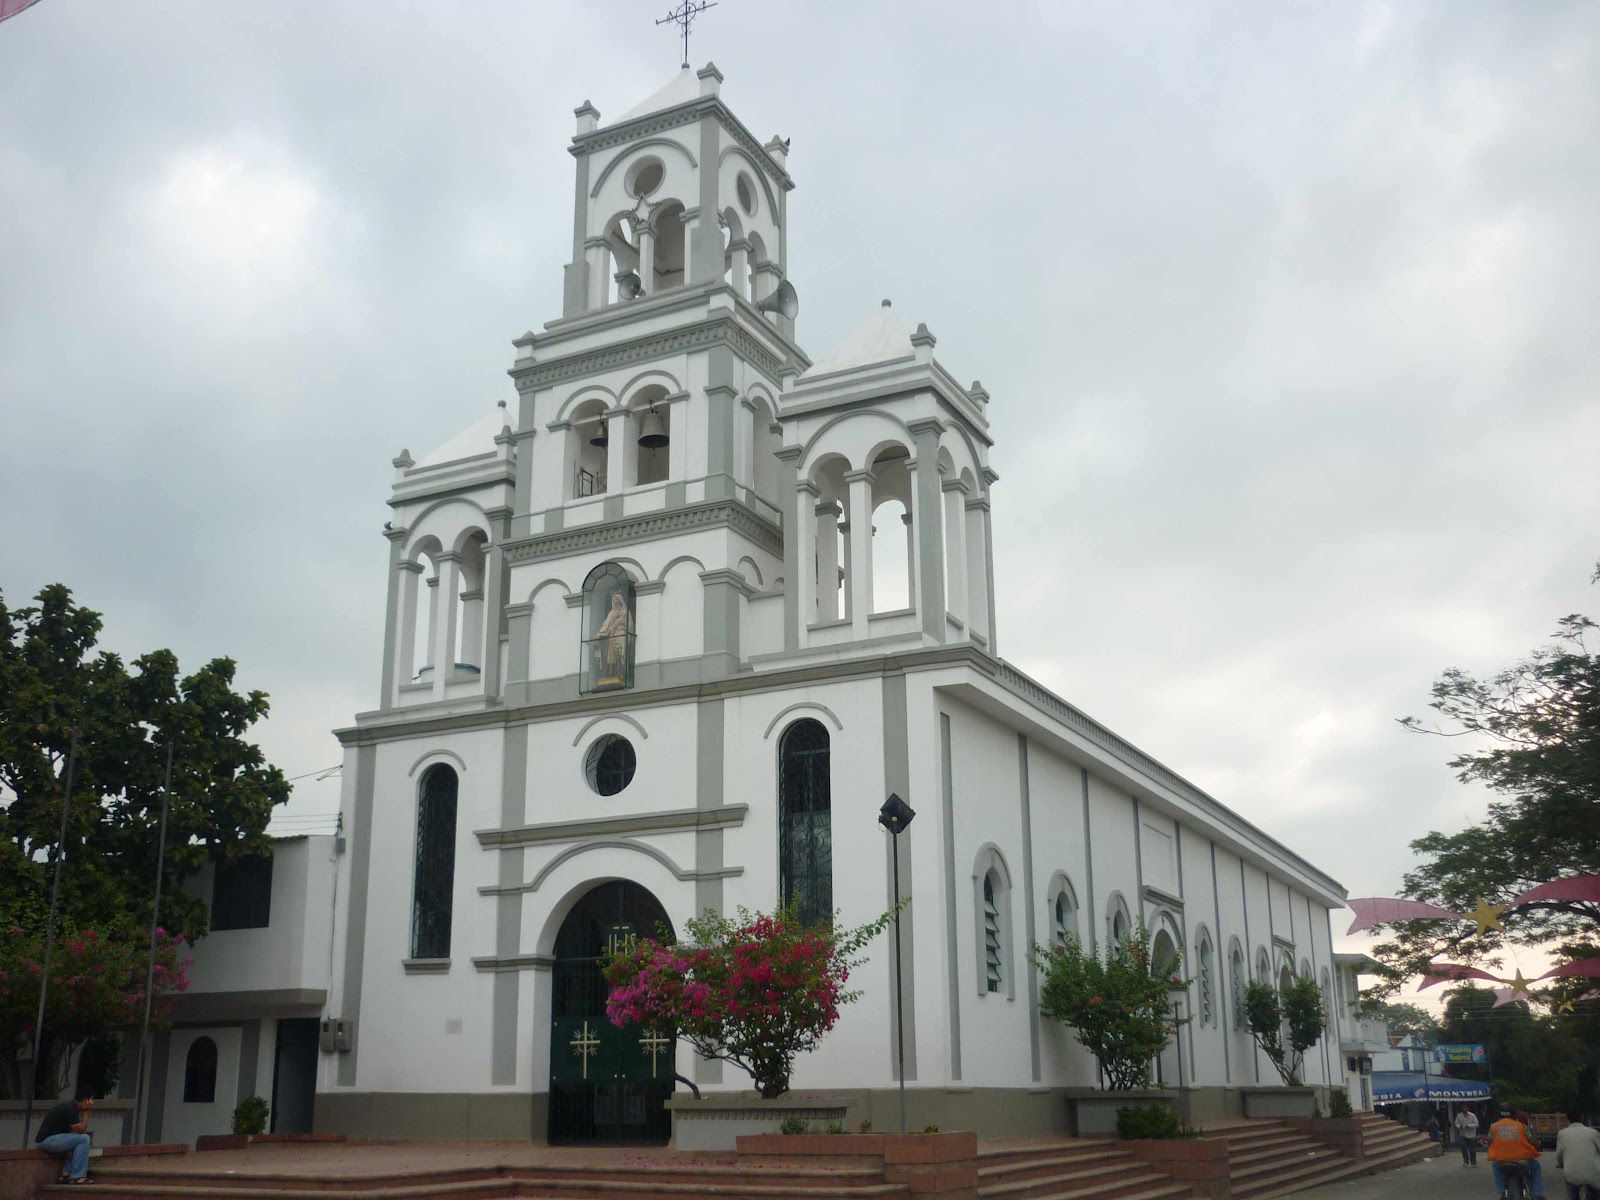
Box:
(656, 0, 717, 69)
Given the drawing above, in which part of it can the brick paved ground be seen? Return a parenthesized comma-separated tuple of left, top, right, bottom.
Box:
(1303, 1151, 1566, 1199)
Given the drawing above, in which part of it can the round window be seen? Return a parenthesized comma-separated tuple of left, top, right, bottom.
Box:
(585, 734, 637, 797)
(735, 171, 757, 216)
(625, 156, 665, 199)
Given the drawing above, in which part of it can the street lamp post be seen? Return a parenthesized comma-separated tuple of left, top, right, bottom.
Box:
(133, 740, 175, 1147)
(877, 793, 916, 1135)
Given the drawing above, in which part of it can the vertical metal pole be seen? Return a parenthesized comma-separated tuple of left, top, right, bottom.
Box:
(22, 728, 79, 1149)
(133, 741, 174, 1146)
(892, 825, 906, 1134)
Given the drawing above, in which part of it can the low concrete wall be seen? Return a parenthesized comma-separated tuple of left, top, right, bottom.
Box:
(0, 1143, 186, 1200)
(667, 1094, 856, 1152)
(0, 1101, 134, 1149)
(1116, 1136, 1229, 1200)
(313, 1091, 539, 1140)
(1241, 1087, 1317, 1118)
(1062, 1089, 1180, 1136)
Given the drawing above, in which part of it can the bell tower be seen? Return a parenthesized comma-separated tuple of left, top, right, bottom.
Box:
(559, 63, 795, 341)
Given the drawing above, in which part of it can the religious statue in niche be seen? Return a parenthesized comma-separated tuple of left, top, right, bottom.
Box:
(581, 562, 636, 693)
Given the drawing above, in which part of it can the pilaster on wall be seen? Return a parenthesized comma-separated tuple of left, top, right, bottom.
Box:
(775, 445, 803, 653)
(909, 419, 947, 642)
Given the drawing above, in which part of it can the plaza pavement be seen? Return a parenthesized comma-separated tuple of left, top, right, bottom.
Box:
(1303, 1150, 1569, 1199)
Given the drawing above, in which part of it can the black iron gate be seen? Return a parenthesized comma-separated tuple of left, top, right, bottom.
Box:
(548, 881, 675, 1144)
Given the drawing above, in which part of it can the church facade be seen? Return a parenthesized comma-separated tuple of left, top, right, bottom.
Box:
(320, 65, 1354, 1141)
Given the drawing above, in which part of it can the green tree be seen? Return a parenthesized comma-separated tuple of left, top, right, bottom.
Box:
(0, 584, 290, 939)
(1033, 924, 1189, 1090)
(1243, 975, 1326, 1086)
(1368, 561, 1600, 989)
(1354, 997, 1442, 1043)
(1439, 985, 1598, 1115)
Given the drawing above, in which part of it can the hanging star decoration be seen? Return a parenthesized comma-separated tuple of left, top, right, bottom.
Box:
(1468, 898, 1509, 936)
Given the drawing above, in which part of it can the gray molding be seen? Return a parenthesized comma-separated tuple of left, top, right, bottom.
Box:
(569, 711, 649, 744)
(694, 698, 727, 931)
(881, 669, 916, 1082)
(1082, 768, 1096, 957)
(510, 312, 782, 391)
(491, 723, 528, 1085)
(1144, 884, 1184, 910)
(504, 498, 781, 564)
(1211, 840, 1230, 1083)
(569, 94, 793, 192)
(761, 701, 844, 739)
(472, 954, 555, 973)
(482, 836, 744, 895)
(237, 1019, 260, 1108)
(146, 1030, 171, 1142)
(476, 803, 747, 848)
(379, 532, 404, 710)
(402, 958, 451, 974)
(939, 712, 961, 1081)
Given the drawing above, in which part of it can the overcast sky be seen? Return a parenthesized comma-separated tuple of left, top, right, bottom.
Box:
(3, 2, 1596, 987)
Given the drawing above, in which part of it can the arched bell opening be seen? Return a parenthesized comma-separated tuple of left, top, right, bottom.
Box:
(809, 455, 849, 623)
(650, 201, 686, 292)
(567, 398, 610, 499)
(453, 530, 489, 675)
(868, 446, 912, 613)
(748, 394, 781, 509)
(627, 384, 672, 487)
(547, 880, 675, 1145)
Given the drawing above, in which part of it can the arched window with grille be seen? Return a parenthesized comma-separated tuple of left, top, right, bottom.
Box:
(1106, 892, 1132, 957)
(971, 845, 1014, 998)
(983, 875, 1002, 991)
(1196, 928, 1216, 1026)
(778, 719, 831, 928)
(1048, 873, 1079, 949)
(183, 1036, 217, 1103)
(1230, 938, 1248, 1030)
(411, 763, 459, 960)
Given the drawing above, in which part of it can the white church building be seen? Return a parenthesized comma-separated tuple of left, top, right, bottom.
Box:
(313, 64, 1357, 1142)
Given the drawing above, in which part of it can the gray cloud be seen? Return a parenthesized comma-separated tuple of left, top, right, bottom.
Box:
(3, 1, 1596, 973)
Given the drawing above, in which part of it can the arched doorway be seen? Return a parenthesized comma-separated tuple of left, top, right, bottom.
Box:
(548, 880, 675, 1144)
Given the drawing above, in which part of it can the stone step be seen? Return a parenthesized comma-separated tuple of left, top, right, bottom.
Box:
(978, 1150, 1140, 1185)
(977, 1142, 1117, 1169)
(50, 1176, 913, 1200)
(978, 1170, 1192, 1200)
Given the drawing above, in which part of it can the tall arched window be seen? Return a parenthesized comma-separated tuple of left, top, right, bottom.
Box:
(1197, 931, 1216, 1026)
(778, 719, 831, 928)
(1107, 893, 1132, 957)
(411, 764, 458, 960)
(982, 875, 1003, 992)
(971, 846, 1014, 998)
(1049, 873, 1079, 949)
(1230, 939, 1248, 1030)
(183, 1036, 217, 1103)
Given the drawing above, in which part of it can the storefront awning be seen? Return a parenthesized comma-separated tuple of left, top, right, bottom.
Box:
(1372, 1070, 1491, 1102)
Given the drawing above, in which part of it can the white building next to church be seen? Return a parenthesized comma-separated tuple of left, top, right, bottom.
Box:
(311, 63, 1361, 1143)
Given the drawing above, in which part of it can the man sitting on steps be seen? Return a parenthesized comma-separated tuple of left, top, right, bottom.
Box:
(34, 1087, 96, 1186)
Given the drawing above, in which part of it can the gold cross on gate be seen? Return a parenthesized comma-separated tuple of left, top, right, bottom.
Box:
(570, 1021, 601, 1079)
(607, 928, 637, 957)
(639, 1029, 672, 1076)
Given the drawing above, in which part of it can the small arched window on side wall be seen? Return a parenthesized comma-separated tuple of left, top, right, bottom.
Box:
(972, 846, 1014, 999)
(581, 562, 637, 693)
(183, 1036, 218, 1103)
(1230, 938, 1248, 1030)
(1106, 892, 1133, 958)
(1196, 928, 1216, 1027)
(411, 764, 459, 960)
(1048, 873, 1080, 949)
(778, 719, 832, 928)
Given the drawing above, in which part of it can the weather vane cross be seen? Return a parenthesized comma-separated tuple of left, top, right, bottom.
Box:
(657, 0, 717, 69)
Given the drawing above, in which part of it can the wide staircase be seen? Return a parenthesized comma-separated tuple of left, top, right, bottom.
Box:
(40, 1159, 915, 1200)
(977, 1141, 1191, 1200)
(1204, 1113, 1438, 1198)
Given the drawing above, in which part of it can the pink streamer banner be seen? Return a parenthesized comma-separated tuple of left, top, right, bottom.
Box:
(1345, 897, 1467, 935)
(1508, 875, 1600, 909)
(0, 0, 44, 23)
(1536, 957, 1600, 982)
(1417, 963, 1501, 991)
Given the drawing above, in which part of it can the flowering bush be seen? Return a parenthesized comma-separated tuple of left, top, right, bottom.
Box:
(603, 903, 897, 1099)
(1033, 923, 1189, 1090)
(0, 919, 190, 1098)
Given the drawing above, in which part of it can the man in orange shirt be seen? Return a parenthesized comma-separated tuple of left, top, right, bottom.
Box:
(1488, 1107, 1545, 1199)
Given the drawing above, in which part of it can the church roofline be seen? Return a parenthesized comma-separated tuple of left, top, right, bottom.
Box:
(783, 354, 992, 443)
(333, 642, 1346, 906)
(568, 93, 794, 194)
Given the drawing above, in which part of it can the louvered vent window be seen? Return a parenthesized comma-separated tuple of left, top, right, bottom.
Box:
(1053, 894, 1068, 949)
(1199, 940, 1216, 1026)
(983, 875, 1002, 993)
(1232, 950, 1248, 1029)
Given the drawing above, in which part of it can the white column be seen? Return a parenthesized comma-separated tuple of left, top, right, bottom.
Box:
(431, 552, 461, 698)
(637, 224, 656, 293)
(395, 560, 424, 687)
(422, 569, 441, 672)
(846, 469, 875, 633)
(730, 238, 750, 301)
(737, 397, 756, 491)
(943, 481, 968, 629)
(965, 499, 989, 643)
(794, 479, 820, 638)
(815, 500, 841, 621)
(665, 393, 687, 484)
(603, 405, 628, 493)
(459, 589, 485, 670)
(902, 511, 916, 605)
(584, 238, 609, 309)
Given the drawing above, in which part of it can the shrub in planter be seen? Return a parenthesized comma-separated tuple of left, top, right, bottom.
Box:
(604, 902, 899, 1099)
(1033, 923, 1190, 1090)
(232, 1095, 269, 1135)
(1328, 1090, 1355, 1119)
(1242, 975, 1326, 1085)
(1116, 1104, 1197, 1140)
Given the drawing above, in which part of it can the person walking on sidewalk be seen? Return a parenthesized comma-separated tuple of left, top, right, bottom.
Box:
(1457, 1107, 1481, 1166)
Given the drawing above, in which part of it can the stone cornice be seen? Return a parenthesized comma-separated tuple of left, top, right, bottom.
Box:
(475, 803, 748, 848)
(510, 314, 783, 392)
(503, 498, 782, 565)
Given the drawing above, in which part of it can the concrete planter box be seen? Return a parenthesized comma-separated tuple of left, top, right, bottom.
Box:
(1241, 1086, 1318, 1118)
(667, 1093, 856, 1152)
(1062, 1089, 1181, 1136)
(1284, 1115, 1364, 1158)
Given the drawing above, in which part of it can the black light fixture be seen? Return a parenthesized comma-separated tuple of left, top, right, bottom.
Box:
(878, 792, 916, 1133)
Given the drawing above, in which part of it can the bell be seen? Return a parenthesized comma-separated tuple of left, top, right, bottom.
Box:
(588, 420, 609, 448)
(637, 408, 669, 449)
